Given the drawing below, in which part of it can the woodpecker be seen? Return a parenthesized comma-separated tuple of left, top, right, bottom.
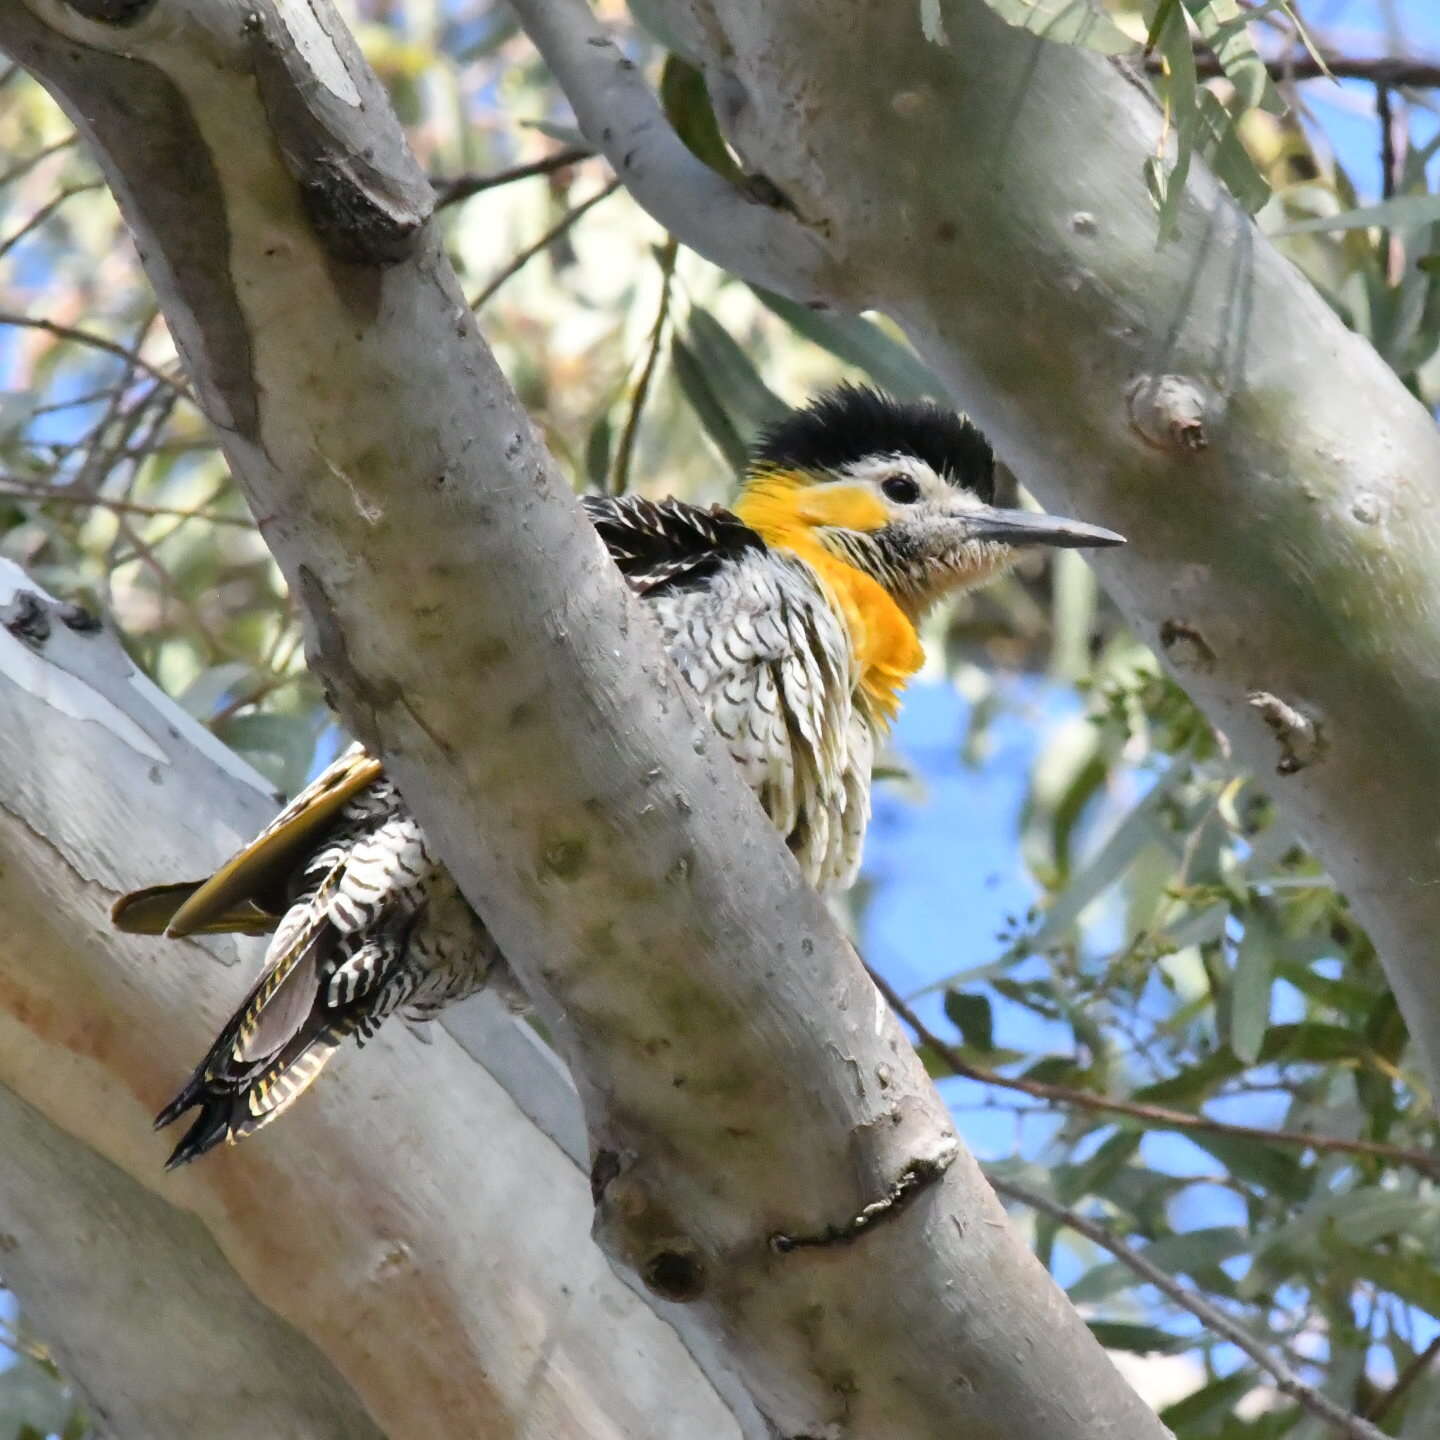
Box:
(113, 384, 1123, 1166)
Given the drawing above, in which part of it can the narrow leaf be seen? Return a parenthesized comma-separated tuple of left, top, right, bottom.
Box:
(1230, 904, 1277, 1064)
(683, 308, 788, 430)
(750, 286, 944, 400)
(1276, 194, 1440, 236)
(943, 990, 994, 1052)
(1085, 1320, 1190, 1354)
(670, 336, 747, 471)
(1181, 0, 1284, 115)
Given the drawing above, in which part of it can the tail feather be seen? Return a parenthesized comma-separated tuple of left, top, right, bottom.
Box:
(133, 762, 493, 1166)
(155, 911, 420, 1167)
(156, 972, 371, 1167)
(112, 882, 278, 937)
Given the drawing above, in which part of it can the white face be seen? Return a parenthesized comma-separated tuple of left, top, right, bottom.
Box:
(833, 452, 986, 517)
(802, 451, 1015, 614)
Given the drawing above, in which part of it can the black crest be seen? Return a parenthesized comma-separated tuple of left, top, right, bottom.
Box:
(751, 385, 995, 502)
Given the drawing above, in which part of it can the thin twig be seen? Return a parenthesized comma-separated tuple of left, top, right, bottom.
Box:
(0, 310, 192, 402)
(433, 145, 595, 209)
(508, 0, 834, 302)
(988, 1173, 1390, 1440)
(468, 177, 621, 310)
(29, 383, 124, 417)
(610, 236, 678, 495)
(0, 180, 103, 260)
(1364, 1330, 1440, 1422)
(75, 313, 162, 498)
(208, 670, 302, 728)
(1159, 52, 1440, 88)
(0, 133, 78, 190)
(44, 436, 217, 461)
(866, 966, 1439, 1177)
(1376, 85, 1397, 201)
(1375, 82, 1407, 287)
(0, 480, 251, 527)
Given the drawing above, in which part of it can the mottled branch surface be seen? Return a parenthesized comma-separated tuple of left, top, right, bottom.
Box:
(635, 0, 1440, 1095)
(1, 0, 1167, 1437)
(0, 563, 744, 1440)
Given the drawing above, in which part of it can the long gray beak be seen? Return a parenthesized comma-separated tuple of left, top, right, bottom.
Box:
(964, 506, 1126, 550)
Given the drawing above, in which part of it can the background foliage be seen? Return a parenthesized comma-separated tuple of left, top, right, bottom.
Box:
(3, 1, 1440, 1434)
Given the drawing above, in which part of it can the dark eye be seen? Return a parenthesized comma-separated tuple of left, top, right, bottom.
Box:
(881, 474, 921, 504)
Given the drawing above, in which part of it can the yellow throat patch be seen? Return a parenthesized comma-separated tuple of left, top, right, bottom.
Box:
(734, 470, 924, 723)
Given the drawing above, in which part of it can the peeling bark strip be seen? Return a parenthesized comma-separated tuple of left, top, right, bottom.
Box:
(4, 0, 1173, 1435)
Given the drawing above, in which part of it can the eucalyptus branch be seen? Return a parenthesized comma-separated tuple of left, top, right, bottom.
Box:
(508, 0, 839, 303)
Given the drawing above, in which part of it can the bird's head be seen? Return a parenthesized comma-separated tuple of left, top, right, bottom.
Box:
(733, 385, 1124, 617)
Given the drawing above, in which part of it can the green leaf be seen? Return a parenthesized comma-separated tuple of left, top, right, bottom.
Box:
(1253, 1191, 1440, 1281)
(0, 1355, 72, 1439)
(1149, 0, 1200, 242)
(1183, 1131, 1309, 1204)
(1027, 762, 1190, 953)
(1056, 1130, 1142, 1205)
(1181, 0, 1284, 115)
(943, 990, 994, 1052)
(176, 660, 256, 721)
(660, 56, 744, 184)
(1341, 1242, 1440, 1318)
(682, 308, 788, 431)
(584, 410, 612, 492)
(670, 335, 747, 471)
(1195, 89, 1271, 216)
(978, 0, 1135, 54)
(1159, 1371, 1258, 1431)
(1275, 194, 1440, 236)
(1230, 903, 1277, 1065)
(220, 712, 317, 797)
(750, 286, 944, 400)
(1085, 1320, 1190, 1354)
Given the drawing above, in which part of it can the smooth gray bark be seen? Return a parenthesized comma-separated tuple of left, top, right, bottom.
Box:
(558, 0, 1440, 1095)
(2, 1, 1168, 1437)
(0, 561, 747, 1440)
